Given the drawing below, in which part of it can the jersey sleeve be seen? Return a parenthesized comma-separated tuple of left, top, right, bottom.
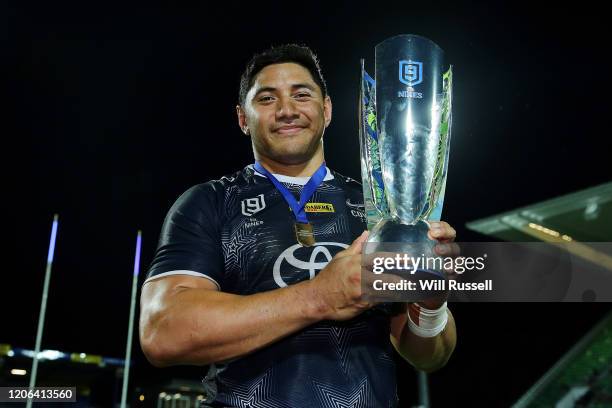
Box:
(145, 182, 225, 289)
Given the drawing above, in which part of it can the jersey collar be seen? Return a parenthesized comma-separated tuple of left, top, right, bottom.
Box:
(250, 164, 334, 186)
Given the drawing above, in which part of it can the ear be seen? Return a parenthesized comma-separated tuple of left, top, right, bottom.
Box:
(323, 96, 332, 128)
(236, 104, 250, 135)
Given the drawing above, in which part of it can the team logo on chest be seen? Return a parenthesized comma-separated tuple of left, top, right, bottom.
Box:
(241, 193, 266, 216)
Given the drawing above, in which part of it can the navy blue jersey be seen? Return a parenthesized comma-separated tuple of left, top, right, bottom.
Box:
(146, 165, 402, 408)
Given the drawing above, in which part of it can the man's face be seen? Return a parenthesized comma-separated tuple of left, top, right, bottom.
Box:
(238, 63, 332, 165)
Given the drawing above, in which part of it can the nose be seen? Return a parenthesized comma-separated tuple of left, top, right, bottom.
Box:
(275, 96, 299, 121)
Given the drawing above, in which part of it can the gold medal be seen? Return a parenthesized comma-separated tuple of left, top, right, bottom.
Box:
(294, 222, 315, 247)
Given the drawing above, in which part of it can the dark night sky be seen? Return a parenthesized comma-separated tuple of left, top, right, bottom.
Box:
(4, 2, 611, 406)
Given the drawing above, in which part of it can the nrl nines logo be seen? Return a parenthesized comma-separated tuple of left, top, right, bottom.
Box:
(241, 194, 266, 216)
(398, 60, 423, 99)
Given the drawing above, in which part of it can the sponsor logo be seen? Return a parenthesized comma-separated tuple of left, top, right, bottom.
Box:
(241, 194, 266, 216)
(305, 202, 335, 213)
(345, 199, 365, 209)
(273, 242, 348, 287)
(399, 60, 423, 87)
(351, 209, 367, 221)
(345, 199, 366, 221)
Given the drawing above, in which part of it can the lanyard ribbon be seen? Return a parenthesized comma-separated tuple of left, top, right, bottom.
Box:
(254, 161, 327, 223)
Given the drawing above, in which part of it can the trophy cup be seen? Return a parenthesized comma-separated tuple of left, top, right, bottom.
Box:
(359, 34, 453, 245)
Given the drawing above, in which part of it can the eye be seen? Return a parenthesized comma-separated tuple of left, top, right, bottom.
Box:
(258, 95, 275, 103)
(294, 92, 312, 100)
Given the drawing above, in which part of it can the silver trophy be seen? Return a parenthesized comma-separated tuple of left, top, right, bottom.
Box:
(359, 34, 453, 244)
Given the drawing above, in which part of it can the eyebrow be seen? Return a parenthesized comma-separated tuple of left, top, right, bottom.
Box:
(253, 83, 317, 98)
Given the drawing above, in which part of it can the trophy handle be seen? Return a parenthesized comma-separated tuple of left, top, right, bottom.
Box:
(421, 65, 453, 222)
(359, 59, 389, 229)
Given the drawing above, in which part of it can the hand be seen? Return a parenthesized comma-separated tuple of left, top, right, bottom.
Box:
(427, 221, 456, 243)
(310, 231, 376, 321)
(420, 221, 458, 309)
(429, 220, 460, 272)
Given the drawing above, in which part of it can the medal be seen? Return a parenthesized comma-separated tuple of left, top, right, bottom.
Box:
(294, 222, 315, 247)
(254, 161, 327, 246)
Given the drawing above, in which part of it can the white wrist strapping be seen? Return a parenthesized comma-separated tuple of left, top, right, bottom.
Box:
(407, 301, 449, 338)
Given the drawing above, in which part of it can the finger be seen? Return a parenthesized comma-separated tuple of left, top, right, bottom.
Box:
(339, 230, 369, 257)
(428, 221, 456, 242)
(434, 242, 461, 257)
(362, 251, 402, 269)
(349, 232, 368, 255)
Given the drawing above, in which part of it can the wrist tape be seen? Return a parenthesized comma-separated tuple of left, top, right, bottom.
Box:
(407, 301, 448, 338)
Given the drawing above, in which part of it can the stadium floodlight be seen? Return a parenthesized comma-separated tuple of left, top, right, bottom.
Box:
(27, 214, 59, 408)
(120, 230, 142, 408)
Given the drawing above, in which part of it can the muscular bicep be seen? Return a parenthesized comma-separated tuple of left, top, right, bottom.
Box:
(146, 273, 220, 291)
(141, 274, 219, 313)
(139, 274, 220, 366)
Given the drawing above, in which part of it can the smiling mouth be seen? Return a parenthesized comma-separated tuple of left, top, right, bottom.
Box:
(275, 125, 305, 135)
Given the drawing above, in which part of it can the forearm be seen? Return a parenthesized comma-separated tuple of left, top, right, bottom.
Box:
(392, 308, 456, 373)
(141, 279, 324, 366)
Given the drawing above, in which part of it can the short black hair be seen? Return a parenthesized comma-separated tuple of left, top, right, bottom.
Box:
(238, 44, 328, 106)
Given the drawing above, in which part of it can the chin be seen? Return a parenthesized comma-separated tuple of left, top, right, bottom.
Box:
(271, 145, 318, 161)
(256, 133, 322, 164)
(269, 150, 313, 165)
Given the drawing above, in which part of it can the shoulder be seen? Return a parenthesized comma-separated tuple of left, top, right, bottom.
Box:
(181, 166, 254, 197)
(170, 167, 252, 214)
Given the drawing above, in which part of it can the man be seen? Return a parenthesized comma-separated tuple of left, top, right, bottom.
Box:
(139, 44, 456, 407)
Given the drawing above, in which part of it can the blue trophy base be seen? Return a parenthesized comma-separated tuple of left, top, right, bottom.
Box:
(365, 219, 444, 284)
(368, 219, 432, 243)
(364, 219, 446, 307)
